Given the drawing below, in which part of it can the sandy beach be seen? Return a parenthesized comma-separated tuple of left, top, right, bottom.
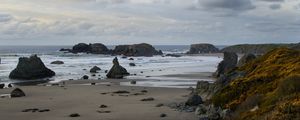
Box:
(0, 79, 198, 120)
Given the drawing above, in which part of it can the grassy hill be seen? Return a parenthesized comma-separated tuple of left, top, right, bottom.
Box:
(212, 48, 300, 119)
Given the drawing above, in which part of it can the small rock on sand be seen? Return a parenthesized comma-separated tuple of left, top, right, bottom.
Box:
(69, 113, 80, 117)
(113, 90, 130, 94)
(141, 97, 155, 101)
(141, 90, 148, 93)
(99, 105, 108, 108)
(156, 103, 164, 107)
(82, 75, 89, 79)
(160, 113, 167, 117)
(97, 110, 111, 113)
(11, 88, 26, 97)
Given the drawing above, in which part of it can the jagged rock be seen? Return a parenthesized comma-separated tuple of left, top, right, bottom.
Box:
(113, 43, 163, 56)
(185, 93, 203, 106)
(9, 55, 55, 80)
(129, 63, 136, 66)
(0, 84, 4, 89)
(106, 57, 129, 79)
(11, 88, 26, 97)
(90, 66, 101, 73)
(82, 75, 89, 80)
(214, 52, 238, 77)
(70, 43, 111, 54)
(166, 54, 182, 57)
(50, 60, 64, 64)
(187, 44, 219, 54)
(237, 53, 256, 67)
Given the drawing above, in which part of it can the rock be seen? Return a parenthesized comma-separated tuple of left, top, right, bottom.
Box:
(156, 103, 164, 107)
(113, 90, 130, 94)
(38, 109, 50, 112)
(221, 44, 298, 54)
(237, 53, 256, 67)
(113, 43, 163, 57)
(59, 48, 71, 52)
(185, 93, 203, 106)
(129, 63, 136, 66)
(82, 75, 89, 80)
(91, 83, 96, 85)
(8, 84, 13, 88)
(195, 104, 208, 115)
(90, 66, 101, 73)
(130, 80, 136, 84)
(160, 113, 167, 117)
(105, 70, 108, 73)
(50, 60, 64, 64)
(166, 54, 182, 57)
(99, 105, 108, 108)
(11, 88, 26, 97)
(187, 44, 219, 54)
(141, 90, 148, 93)
(0, 84, 4, 89)
(214, 52, 238, 77)
(97, 110, 111, 113)
(69, 113, 80, 117)
(141, 97, 155, 101)
(71, 43, 111, 54)
(9, 55, 55, 80)
(128, 58, 134, 60)
(106, 57, 130, 79)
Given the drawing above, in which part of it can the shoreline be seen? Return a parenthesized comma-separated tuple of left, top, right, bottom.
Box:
(0, 79, 198, 120)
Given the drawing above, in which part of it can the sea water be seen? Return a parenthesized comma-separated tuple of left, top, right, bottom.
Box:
(0, 45, 222, 88)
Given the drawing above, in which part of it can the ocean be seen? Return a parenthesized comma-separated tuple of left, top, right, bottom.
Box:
(0, 45, 223, 88)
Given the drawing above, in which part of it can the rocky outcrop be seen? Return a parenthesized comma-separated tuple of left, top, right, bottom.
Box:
(237, 53, 256, 67)
(64, 43, 111, 54)
(51, 60, 64, 64)
(221, 43, 300, 54)
(106, 57, 129, 79)
(187, 44, 219, 54)
(9, 55, 55, 80)
(113, 43, 163, 57)
(214, 52, 238, 77)
(185, 93, 203, 106)
(90, 66, 101, 73)
(11, 88, 26, 97)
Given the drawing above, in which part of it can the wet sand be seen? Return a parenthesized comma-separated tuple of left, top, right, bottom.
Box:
(0, 79, 198, 120)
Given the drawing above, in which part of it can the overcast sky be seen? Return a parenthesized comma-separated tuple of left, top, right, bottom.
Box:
(0, 0, 299, 45)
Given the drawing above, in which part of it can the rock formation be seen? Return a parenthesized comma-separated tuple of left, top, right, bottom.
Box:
(9, 55, 55, 80)
(113, 43, 163, 56)
(187, 44, 219, 54)
(90, 66, 101, 73)
(11, 88, 26, 97)
(106, 57, 129, 78)
(214, 52, 238, 77)
(237, 53, 256, 67)
(50, 60, 64, 64)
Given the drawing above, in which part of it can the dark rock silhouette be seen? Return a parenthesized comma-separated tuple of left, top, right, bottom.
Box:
(106, 57, 129, 79)
(90, 66, 101, 73)
(9, 55, 55, 80)
(214, 52, 238, 77)
(11, 88, 26, 97)
(113, 43, 163, 56)
(71, 43, 111, 54)
(50, 60, 64, 64)
(187, 44, 219, 54)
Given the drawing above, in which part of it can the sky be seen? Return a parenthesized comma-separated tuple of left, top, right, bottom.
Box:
(0, 0, 300, 45)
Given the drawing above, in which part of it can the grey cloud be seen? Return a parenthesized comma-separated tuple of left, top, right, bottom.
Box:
(197, 0, 256, 11)
(269, 4, 281, 10)
(0, 13, 13, 22)
(260, 0, 284, 2)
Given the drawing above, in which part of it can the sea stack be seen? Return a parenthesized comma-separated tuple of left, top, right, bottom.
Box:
(106, 57, 129, 79)
(112, 43, 163, 57)
(9, 55, 55, 80)
(214, 52, 238, 77)
(187, 44, 219, 54)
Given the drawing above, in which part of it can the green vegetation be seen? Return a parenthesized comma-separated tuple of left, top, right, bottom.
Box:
(211, 48, 300, 120)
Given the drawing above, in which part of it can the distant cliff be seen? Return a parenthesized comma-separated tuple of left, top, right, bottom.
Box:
(221, 43, 300, 54)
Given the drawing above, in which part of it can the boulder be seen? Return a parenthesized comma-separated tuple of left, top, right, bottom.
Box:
(90, 66, 101, 73)
(106, 57, 129, 79)
(187, 44, 219, 54)
(9, 55, 55, 80)
(0, 84, 4, 89)
(214, 52, 238, 77)
(72, 43, 90, 53)
(11, 88, 26, 97)
(165, 54, 182, 57)
(82, 75, 89, 80)
(113, 43, 163, 56)
(185, 93, 203, 106)
(237, 53, 256, 67)
(129, 63, 136, 66)
(50, 60, 64, 64)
